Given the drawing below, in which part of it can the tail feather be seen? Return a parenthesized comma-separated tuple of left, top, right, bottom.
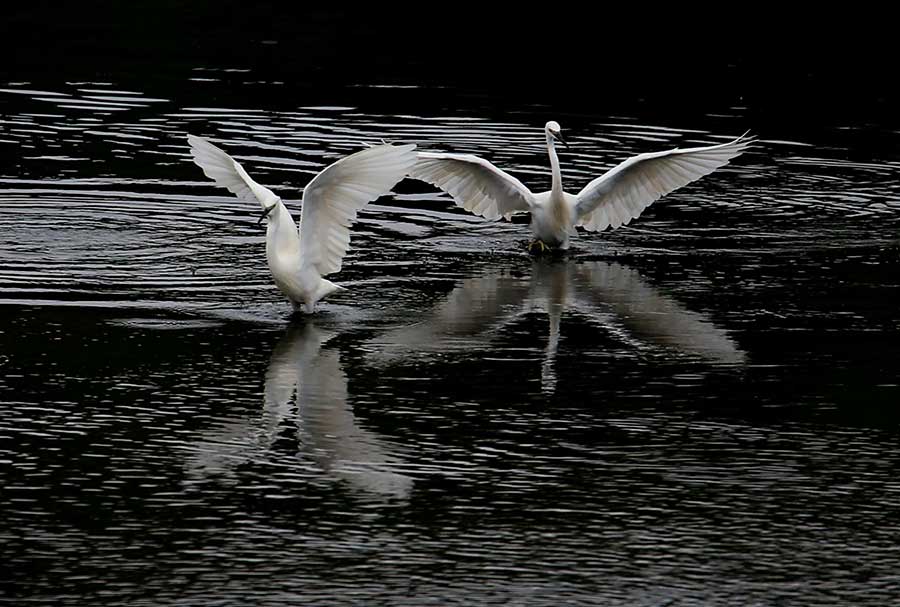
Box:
(307, 278, 344, 311)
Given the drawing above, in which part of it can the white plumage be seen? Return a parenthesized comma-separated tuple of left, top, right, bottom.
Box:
(410, 121, 753, 250)
(188, 135, 417, 313)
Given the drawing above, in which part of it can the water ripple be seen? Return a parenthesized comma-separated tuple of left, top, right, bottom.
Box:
(2, 79, 900, 606)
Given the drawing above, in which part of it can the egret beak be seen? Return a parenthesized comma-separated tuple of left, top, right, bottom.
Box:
(257, 204, 276, 225)
(552, 131, 568, 148)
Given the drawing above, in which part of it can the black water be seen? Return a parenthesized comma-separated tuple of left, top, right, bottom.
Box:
(2, 7, 900, 605)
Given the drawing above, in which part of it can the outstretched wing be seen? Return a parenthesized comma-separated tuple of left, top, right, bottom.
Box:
(299, 143, 417, 276)
(187, 134, 279, 209)
(409, 152, 535, 221)
(574, 134, 754, 232)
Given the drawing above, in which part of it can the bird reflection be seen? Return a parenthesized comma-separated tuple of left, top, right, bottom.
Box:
(184, 322, 413, 500)
(368, 260, 745, 392)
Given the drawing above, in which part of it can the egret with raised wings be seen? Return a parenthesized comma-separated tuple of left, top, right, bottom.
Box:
(188, 136, 416, 312)
(410, 122, 753, 252)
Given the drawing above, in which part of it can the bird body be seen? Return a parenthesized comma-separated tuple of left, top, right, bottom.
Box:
(261, 199, 342, 312)
(188, 135, 416, 313)
(531, 190, 576, 248)
(411, 121, 753, 250)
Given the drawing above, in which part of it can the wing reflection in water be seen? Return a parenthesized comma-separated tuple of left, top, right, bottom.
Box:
(369, 260, 746, 392)
(571, 262, 747, 365)
(184, 322, 413, 500)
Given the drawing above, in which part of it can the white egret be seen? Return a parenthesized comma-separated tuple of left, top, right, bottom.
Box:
(410, 122, 753, 251)
(187, 135, 417, 312)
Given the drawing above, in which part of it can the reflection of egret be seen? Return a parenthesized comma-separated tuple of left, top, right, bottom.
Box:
(188, 136, 417, 313)
(368, 261, 745, 392)
(411, 121, 752, 251)
(570, 262, 746, 364)
(184, 322, 413, 500)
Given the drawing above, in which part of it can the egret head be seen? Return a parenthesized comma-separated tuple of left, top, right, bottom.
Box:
(545, 121, 567, 147)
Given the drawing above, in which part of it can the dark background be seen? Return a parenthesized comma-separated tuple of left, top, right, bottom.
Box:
(5, 4, 897, 135)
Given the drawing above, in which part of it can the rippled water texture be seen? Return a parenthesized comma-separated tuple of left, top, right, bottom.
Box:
(2, 68, 900, 605)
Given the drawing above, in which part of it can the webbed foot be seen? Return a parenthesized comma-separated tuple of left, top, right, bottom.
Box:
(527, 239, 551, 255)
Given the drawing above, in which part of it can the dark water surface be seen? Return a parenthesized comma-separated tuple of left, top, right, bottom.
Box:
(3, 9, 900, 605)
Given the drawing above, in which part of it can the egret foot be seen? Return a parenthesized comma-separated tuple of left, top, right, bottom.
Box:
(527, 239, 551, 255)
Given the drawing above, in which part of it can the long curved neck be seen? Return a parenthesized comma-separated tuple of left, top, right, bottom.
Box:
(266, 201, 301, 261)
(546, 134, 563, 196)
